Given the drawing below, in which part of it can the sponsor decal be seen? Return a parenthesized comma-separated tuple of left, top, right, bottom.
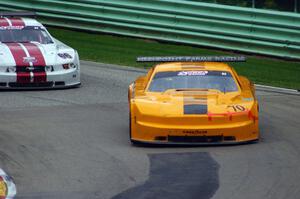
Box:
(0, 26, 24, 30)
(58, 53, 73, 59)
(178, 71, 208, 76)
(23, 57, 37, 64)
(183, 130, 208, 135)
(0, 169, 16, 199)
(137, 56, 246, 62)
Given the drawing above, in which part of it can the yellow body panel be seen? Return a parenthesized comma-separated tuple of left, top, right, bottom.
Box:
(0, 177, 7, 197)
(128, 62, 259, 145)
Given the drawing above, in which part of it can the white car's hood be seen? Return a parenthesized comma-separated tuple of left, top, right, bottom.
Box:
(0, 40, 76, 67)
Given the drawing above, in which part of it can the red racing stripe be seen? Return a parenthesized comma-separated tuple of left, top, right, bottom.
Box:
(23, 43, 47, 83)
(5, 43, 28, 66)
(10, 18, 25, 27)
(5, 43, 31, 83)
(0, 18, 9, 27)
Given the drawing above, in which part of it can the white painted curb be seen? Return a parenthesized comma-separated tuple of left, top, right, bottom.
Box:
(255, 84, 300, 95)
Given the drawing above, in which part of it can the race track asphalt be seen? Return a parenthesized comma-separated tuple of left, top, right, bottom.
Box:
(0, 61, 299, 199)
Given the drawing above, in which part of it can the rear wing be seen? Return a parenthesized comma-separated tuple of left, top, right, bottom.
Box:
(136, 56, 246, 62)
(0, 11, 36, 18)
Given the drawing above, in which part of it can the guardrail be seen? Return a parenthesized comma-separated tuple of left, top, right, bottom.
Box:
(0, 0, 299, 59)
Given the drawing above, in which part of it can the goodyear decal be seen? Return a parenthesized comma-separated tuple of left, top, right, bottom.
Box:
(0, 169, 16, 199)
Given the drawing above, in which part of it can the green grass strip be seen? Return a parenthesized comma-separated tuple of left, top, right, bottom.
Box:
(49, 27, 300, 89)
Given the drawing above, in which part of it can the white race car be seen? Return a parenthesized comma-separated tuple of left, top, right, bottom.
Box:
(0, 12, 80, 89)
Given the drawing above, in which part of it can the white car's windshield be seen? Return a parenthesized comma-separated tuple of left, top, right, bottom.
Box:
(148, 70, 239, 92)
(0, 26, 53, 44)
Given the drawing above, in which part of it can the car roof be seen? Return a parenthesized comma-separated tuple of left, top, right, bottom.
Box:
(4, 17, 43, 27)
(22, 18, 43, 26)
(154, 62, 233, 72)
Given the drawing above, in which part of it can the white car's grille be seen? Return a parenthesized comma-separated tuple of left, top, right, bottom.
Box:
(15, 66, 45, 73)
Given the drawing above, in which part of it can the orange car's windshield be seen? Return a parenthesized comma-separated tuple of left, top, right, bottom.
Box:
(148, 70, 238, 92)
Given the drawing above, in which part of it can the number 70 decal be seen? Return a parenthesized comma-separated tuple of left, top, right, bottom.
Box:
(227, 105, 246, 112)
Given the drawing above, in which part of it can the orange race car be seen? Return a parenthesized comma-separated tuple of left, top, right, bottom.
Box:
(128, 56, 259, 145)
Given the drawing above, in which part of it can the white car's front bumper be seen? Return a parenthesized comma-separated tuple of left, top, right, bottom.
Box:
(0, 68, 80, 90)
